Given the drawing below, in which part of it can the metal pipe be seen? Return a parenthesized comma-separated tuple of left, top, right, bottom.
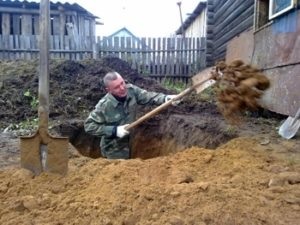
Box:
(177, 1, 185, 38)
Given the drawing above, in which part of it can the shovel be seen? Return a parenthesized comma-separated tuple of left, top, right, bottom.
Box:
(278, 107, 300, 139)
(126, 67, 215, 130)
(20, 0, 68, 175)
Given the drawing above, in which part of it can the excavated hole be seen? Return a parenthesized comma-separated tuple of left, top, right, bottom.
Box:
(57, 113, 238, 159)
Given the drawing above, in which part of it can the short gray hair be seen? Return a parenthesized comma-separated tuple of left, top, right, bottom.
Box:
(103, 71, 121, 87)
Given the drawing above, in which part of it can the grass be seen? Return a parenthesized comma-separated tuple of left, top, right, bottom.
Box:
(161, 78, 187, 93)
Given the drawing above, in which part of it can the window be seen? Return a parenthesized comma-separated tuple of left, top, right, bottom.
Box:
(269, 0, 296, 19)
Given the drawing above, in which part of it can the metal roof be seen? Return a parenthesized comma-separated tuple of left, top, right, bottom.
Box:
(0, 0, 99, 18)
(176, 1, 207, 35)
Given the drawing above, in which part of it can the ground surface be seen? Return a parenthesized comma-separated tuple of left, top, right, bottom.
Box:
(0, 58, 300, 225)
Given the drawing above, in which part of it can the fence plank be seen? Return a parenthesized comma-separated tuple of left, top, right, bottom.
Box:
(12, 15, 21, 35)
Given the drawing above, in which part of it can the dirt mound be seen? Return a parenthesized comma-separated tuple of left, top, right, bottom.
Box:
(0, 138, 300, 225)
(0, 57, 170, 130)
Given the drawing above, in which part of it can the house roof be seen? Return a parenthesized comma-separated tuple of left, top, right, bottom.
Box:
(0, 0, 99, 19)
(107, 27, 138, 38)
(176, 1, 207, 35)
(103, 27, 150, 49)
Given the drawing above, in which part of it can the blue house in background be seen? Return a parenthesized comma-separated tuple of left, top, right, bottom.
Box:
(107, 27, 138, 39)
(103, 27, 148, 49)
(99, 27, 150, 64)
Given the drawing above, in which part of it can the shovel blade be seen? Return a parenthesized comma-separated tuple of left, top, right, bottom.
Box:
(192, 67, 216, 93)
(278, 117, 300, 139)
(47, 136, 69, 175)
(20, 133, 43, 175)
(20, 133, 69, 175)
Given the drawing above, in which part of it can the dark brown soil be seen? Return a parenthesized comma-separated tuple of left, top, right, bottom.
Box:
(0, 58, 169, 128)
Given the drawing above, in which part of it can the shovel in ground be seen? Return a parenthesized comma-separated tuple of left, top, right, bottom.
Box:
(278, 107, 300, 139)
(125, 67, 215, 130)
(20, 0, 68, 175)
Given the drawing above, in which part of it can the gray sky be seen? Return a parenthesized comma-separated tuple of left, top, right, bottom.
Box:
(48, 0, 202, 37)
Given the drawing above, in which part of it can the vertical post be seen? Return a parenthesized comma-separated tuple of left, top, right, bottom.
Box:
(177, 2, 185, 76)
(177, 2, 185, 38)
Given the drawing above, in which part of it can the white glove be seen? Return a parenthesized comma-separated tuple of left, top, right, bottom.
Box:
(165, 95, 181, 106)
(116, 124, 130, 138)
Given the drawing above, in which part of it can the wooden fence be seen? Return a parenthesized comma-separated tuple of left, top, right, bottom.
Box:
(98, 36, 206, 82)
(0, 35, 206, 82)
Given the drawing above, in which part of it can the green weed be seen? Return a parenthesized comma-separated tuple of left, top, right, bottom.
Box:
(24, 90, 39, 109)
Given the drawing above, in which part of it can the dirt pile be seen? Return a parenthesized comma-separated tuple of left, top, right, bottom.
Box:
(0, 57, 170, 130)
(1, 138, 300, 225)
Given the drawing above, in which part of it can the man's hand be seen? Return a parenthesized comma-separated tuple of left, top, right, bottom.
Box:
(165, 95, 181, 106)
(116, 124, 130, 138)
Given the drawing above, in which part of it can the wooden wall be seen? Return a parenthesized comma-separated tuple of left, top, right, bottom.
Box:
(0, 5, 96, 54)
(206, 0, 255, 66)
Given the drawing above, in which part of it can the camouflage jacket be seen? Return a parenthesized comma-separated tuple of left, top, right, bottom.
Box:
(84, 83, 167, 159)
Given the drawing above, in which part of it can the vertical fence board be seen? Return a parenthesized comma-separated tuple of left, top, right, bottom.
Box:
(2, 13, 10, 35)
(120, 37, 125, 60)
(107, 37, 112, 57)
(166, 38, 171, 75)
(52, 16, 60, 35)
(126, 37, 133, 68)
(33, 15, 39, 35)
(175, 38, 180, 75)
(141, 38, 146, 73)
(21, 14, 32, 35)
(161, 38, 166, 74)
(14, 35, 20, 59)
(9, 35, 14, 60)
(53, 35, 60, 58)
(31, 35, 38, 59)
(151, 38, 156, 74)
(12, 15, 21, 35)
(64, 35, 70, 60)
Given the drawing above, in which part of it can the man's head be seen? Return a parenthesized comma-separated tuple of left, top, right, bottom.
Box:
(103, 72, 127, 98)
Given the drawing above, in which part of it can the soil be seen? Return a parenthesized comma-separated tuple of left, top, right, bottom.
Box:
(0, 58, 300, 225)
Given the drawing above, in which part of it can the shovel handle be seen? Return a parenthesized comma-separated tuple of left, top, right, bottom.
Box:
(125, 78, 211, 131)
(38, 0, 50, 129)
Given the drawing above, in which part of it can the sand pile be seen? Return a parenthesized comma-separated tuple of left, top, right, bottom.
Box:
(1, 138, 300, 225)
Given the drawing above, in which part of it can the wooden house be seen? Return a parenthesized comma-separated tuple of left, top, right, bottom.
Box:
(106, 27, 139, 39)
(99, 27, 147, 51)
(182, 0, 299, 116)
(0, 0, 99, 59)
(250, 0, 300, 116)
(175, 1, 207, 38)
